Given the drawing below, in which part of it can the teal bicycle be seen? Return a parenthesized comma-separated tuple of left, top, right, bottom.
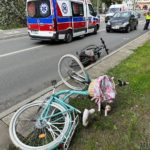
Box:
(9, 54, 91, 150)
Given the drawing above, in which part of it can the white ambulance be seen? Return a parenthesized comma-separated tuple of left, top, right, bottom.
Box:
(26, 0, 100, 42)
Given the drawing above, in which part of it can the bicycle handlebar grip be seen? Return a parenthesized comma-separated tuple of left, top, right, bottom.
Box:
(100, 38, 109, 55)
(100, 38, 104, 44)
(105, 49, 109, 55)
(118, 80, 129, 86)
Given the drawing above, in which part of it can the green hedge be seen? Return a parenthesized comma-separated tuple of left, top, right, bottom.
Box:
(0, 0, 26, 29)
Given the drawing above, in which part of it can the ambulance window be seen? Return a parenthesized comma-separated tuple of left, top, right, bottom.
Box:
(27, 0, 51, 18)
(39, 0, 51, 17)
(88, 4, 95, 16)
(71, 2, 84, 16)
(27, 1, 36, 17)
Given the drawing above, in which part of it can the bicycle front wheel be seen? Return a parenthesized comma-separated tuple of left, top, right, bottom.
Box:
(58, 54, 90, 90)
(9, 102, 71, 150)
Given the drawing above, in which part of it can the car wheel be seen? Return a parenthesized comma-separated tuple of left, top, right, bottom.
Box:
(106, 29, 110, 33)
(64, 30, 72, 43)
(126, 25, 131, 33)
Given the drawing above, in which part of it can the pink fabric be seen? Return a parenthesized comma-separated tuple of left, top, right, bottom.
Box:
(91, 75, 116, 104)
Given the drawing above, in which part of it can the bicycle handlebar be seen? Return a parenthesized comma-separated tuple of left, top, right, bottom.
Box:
(100, 38, 109, 55)
(117, 80, 129, 86)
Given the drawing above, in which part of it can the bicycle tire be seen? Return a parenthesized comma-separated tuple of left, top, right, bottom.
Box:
(82, 44, 102, 56)
(58, 54, 90, 90)
(81, 45, 99, 52)
(9, 101, 71, 150)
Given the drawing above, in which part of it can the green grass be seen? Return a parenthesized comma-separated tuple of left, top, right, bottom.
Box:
(69, 41, 150, 150)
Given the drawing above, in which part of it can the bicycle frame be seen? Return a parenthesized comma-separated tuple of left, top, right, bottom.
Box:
(39, 90, 89, 119)
(36, 89, 88, 149)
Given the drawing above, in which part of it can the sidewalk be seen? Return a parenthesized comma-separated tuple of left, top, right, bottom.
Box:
(0, 30, 150, 150)
(0, 28, 28, 40)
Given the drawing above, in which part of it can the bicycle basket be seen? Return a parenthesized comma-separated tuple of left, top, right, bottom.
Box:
(88, 75, 116, 103)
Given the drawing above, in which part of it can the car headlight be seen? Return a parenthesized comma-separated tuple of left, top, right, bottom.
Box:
(122, 22, 129, 27)
(107, 21, 111, 25)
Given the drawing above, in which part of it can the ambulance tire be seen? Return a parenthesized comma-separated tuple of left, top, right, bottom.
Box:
(64, 31, 73, 43)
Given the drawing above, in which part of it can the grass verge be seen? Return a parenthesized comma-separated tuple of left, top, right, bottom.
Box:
(69, 40, 150, 150)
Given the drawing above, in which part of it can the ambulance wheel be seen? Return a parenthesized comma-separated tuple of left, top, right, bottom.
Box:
(64, 31, 73, 43)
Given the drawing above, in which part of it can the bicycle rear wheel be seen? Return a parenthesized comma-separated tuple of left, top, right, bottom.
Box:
(82, 44, 102, 59)
(9, 102, 71, 150)
(58, 54, 90, 90)
(81, 45, 99, 51)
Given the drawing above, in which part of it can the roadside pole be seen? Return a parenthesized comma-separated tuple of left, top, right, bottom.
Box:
(133, 0, 136, 10)
(97, 0, 100, 14)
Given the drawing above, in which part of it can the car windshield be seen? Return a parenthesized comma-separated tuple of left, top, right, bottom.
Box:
(108, 8, 120, 13)
(113, 12, 130, 18)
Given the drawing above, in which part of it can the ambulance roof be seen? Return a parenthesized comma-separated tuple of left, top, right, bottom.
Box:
(27, 0, 92, 3)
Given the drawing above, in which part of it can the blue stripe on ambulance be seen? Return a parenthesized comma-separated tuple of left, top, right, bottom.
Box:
(27, 17, 38, 24)
(27, 16, 86, 24)
(57, 17, 85, 23)
(27, 16, 53, 24)
(73, 17, 85, 22)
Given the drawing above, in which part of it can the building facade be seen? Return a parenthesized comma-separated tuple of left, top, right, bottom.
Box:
(136, 0, 150, 9)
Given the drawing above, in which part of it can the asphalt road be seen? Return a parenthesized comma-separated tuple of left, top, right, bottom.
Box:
(0, 18, 147, 112)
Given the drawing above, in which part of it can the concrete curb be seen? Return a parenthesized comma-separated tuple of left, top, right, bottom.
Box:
(0, 30, 150, 120)
(0, 28, 28, 40)
(0, 33, 28, 40)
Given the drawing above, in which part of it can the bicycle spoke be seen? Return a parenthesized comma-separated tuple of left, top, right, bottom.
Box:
(47, 125, 56, 139)
(51, 122, 65, 125)
(50, 123, 63, 134)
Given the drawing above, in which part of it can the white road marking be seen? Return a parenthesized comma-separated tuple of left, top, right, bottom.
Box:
(0, 45, 43, 58)
(0, 29, 105, 58)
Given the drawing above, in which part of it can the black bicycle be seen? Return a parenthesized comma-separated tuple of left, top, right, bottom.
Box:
(76, 38, 109, 66)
